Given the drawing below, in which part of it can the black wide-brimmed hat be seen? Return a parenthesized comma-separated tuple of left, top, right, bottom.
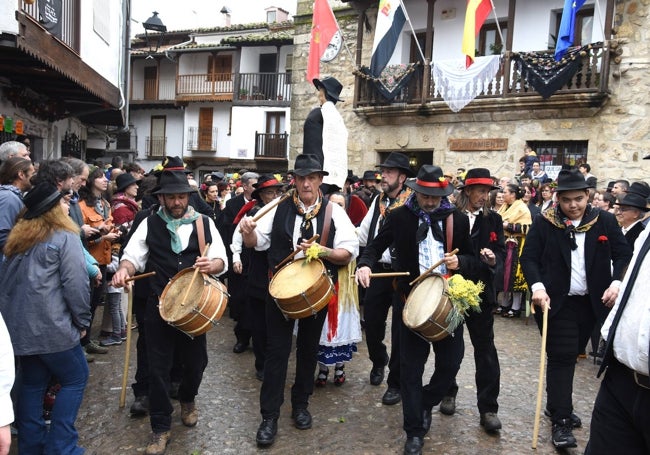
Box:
(346, 170, 359, 184)
(292, 154, 329, 177)
(377, 152, 415, 177)
(115, 173, 140, 193)
(313, 76, 343, 102)
(362, 170, 380, 181)
(555, 169, 593, 192)
(252, 174, 284, 199)
(405, 165, 454, 197)
(457, 168, 500, 190)
(626, 181, 650, 200)
(614, 192, 650, 211)
(23, 182, 64, 220)
(153, 170, 197, 194)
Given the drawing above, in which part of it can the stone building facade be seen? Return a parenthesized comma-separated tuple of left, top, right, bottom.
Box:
(290, 0, 650, 185)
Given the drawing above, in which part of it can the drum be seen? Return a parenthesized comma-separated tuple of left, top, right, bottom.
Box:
(403, 274, 453, 342)
(269, 258, 334, 319)
(159, 268, 229, 337)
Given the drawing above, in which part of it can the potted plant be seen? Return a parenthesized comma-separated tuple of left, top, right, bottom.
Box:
(239, 88, 249, 100)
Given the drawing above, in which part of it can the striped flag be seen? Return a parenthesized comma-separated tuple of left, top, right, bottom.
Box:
(461, 0, 492, 68)
(307, 0, 340, 82)
(554, 0, 587, 61)
(369, 0, 407, 77)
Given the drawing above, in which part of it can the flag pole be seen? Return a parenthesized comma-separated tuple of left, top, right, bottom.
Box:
(398, 0, 426, 63)
(488, 0, 505, 52)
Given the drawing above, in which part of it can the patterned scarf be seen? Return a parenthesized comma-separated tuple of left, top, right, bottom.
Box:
(292, 189, 323, 239)
(94, 196, 110, 219)
(542, 204, 599, 250)
(157, 205, 200, 254)
(406, 194, 455, 243)
(378, 187, 412, 219)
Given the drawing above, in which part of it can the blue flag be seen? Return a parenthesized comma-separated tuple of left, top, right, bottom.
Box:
(554, 0, 587, 61)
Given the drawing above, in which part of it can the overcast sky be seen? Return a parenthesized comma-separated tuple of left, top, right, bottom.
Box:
(131, 1, 298, 37)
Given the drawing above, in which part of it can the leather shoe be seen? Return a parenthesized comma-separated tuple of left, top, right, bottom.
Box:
(233, 341, 249, 354)
(404, 436, 424, 455)
(256, 418, 277, 447)
(369, 365, 385, 386)
(480, 412, 502, 432)
(551, 418, 577, 449)
(291, 408, 312, 430)
(544, 408, 582, 428)
(439, 395, 456, 415)
(255, 370, 264, 381)
(129, 395, 149, 417)
(422, 409, 432, 433)
(382, 387, 401, 405)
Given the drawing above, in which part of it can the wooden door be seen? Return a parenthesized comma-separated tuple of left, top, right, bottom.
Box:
(198, 108, 213, 150)
(144, 66, 158, 100)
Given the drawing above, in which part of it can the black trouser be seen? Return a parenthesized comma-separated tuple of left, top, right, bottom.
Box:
(131, 294, 149, 398)
(248, 294, 268, 373)
(362, 263, 400, 388)
(80, 265, 107, 346)
(534, 295, 594, 422)
(444, 302, 500, 414)
(398, 296, 465, 438)
(229, 272, 252, 343)
(585, 359, 650, 455)
(145, 295, 208, 433)
(260, 295, 327, 419)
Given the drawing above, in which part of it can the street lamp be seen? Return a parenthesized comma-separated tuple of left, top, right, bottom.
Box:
(143, 11, 167, 56)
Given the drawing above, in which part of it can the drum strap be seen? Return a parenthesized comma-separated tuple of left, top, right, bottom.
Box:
(445, 214, 453, 253)
(195, 216, 206, 253)
(320, 201, 334, 246)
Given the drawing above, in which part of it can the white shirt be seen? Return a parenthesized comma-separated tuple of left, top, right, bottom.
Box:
(621, 219, 642, 236)
(358, 197, 392, 264)
(122, 213, 228, 277)
(417, 220, 447, 276)
(602, 228, 650, 375)
(253, 198, 359, 260)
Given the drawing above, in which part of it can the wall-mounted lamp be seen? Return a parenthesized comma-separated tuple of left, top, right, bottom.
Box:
(143, 11, 167, 57)
(409, 154, 418, 168)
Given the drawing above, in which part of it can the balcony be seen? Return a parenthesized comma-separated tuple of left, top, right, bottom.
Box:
(354, 43, 611, 124)
(21, 0, 80, 53)
(175, 72, 291, 106)
(146, 136, 167, 158)
(131, 79, 176, 105)
(255, 132, 288, 159)
(187, 127, 217, 152)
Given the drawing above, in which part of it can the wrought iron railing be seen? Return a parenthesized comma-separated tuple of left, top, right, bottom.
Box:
(146, 136, 166, 158)
(255, 132, 288, 159)
(186, 127, 217, 152)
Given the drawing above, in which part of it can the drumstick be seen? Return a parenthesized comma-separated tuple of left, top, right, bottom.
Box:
(349, 272, 410, 278)
(532, 307, 549, 449)
(274, 234, 320, 270)
(125, 271, 156, 283)
(251, 190, 292, 222)
(409, 248, 460, 287)
(119, 288, 134, 408)
(180, 244, 211, 307)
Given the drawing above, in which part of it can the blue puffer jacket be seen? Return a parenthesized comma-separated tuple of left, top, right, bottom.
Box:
(0, 230, 91, 356)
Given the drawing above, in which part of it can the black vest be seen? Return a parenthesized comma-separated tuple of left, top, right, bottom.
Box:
(145, 213, 212, 296)
(268, 198, 337, 280)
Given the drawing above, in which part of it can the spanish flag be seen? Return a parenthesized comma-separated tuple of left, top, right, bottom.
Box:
(307, 0, 340, 82)
(370, 0, 406, 77)
(461, 0, 492, 68)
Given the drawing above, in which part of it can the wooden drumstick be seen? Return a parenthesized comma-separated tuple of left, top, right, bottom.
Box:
(125, 271, 156, 283)
(274, 234, 320, 270)
(251, 190, 292, 222)
(349, 272, 410, 278)
(409, 248, 459, 287)
(180, 244, 211, 307)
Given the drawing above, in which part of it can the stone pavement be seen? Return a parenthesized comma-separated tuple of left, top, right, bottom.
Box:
(43, 312, 601, 454)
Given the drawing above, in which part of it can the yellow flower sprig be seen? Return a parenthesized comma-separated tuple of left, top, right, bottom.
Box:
(444, 274, 484, 333)
(304, 244, 329, 264)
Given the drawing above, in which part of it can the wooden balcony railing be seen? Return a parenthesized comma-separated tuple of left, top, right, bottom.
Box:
(175, 72, 291, 103)
(355, 43, 609, 111)
(177, 74, 234, 97)
(187, 127, 217, 152)
(255, 132, 288, 159)
(21, 0, 80, 53)
(146, 136, 167, 158)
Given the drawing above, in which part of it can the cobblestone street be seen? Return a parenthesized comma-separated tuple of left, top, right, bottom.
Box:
(46, 312, 601, 454)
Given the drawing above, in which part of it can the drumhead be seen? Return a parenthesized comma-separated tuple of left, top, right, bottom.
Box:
(160, 269, 207, 321)
(403, 275, 446, 327)
(269, 259, 325, 299)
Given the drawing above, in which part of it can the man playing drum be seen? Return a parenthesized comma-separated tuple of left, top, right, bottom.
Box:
(356, 164, 479, 455)
(239, 154, 358, 448)
(439, 168, 506, 432)
(112, 169, 228, 455)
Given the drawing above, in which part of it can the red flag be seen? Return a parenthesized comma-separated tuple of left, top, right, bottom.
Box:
(461, 0, 492, 68)
(307, 0, 339, 82)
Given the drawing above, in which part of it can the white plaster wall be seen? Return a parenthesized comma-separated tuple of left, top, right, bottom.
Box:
(129, 108, 185, 160)
(183, 104, 232, 157)
(0, 1, 18, 34)
(230, 106, 290, 159)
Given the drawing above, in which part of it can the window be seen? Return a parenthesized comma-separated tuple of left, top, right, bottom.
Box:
(267, 10, 276, 23)
(478, 21, 507, 56)
(554, 7, 594, 48)
(527, 140, 588, 169)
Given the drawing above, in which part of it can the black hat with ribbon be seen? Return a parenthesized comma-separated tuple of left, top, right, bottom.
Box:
(377, 152, 415, 177)
(554, 169, 593, 192)
(457, 168, 500, 190)
(252, 174, 284, 200)
(362, 170, 380, 181)
(405, 165, 454, 197)
(292, 154, 329, 177)
(23, 182, 64, 220)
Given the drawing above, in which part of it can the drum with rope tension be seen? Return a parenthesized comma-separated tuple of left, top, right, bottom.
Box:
(403, 274, 453, 342)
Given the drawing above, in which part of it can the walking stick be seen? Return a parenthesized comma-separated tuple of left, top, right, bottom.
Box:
(119, 271, 156, 408)
(531, 306, 549, 449)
